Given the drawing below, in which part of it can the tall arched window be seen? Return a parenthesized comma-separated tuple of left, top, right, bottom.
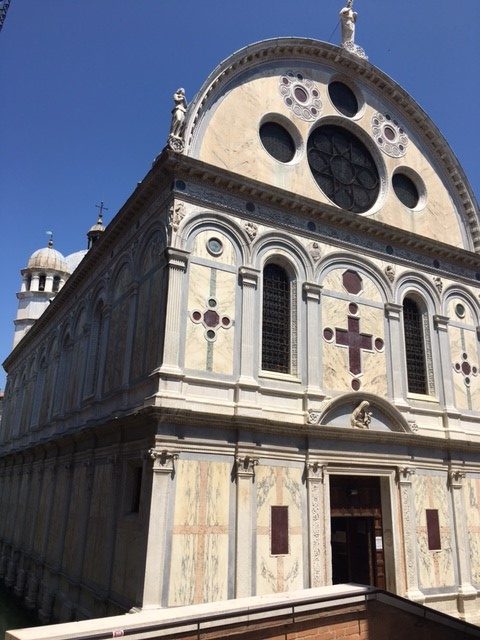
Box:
(38, 274, 46, 291)
(403, 297, 428, 394)
(262, 263, 291, 373)
(52, 276, 60, 292)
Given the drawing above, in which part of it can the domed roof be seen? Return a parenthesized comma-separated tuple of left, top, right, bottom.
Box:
(65, 249, 88, 273)
(27, 245, 69, 273)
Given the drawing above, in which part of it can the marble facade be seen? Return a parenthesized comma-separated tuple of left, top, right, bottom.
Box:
(1, 36, 480, 626)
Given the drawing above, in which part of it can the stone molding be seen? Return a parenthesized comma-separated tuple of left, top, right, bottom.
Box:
(433, 314, 450, 330)
(384, 303, 403, 320)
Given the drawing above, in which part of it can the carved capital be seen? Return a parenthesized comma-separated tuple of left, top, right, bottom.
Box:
(384, 302, 403, 320)
(165, 247, 189, 272)
(306, 461, 325, 482)
(169, 201, 185, 232)
(433, 314, 449, 330)
(235, 455, 259, 478)
(149, 449, 179, 474)
(239, 267, 260, 289)
(448, 468, 466, 489)
(397, 466, 416, 484)
(303, 282, 322, 302)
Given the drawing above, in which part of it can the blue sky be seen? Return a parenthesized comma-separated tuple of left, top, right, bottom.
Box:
(1, 0, 479, 387)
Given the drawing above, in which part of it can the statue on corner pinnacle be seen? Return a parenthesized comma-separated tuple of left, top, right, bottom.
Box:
(168, 87, 187, 153)
(339, 0, 368, 60)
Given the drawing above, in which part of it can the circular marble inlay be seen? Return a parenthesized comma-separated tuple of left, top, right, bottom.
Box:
(371, 112, 408, 157)
(279, 72, 322, 122)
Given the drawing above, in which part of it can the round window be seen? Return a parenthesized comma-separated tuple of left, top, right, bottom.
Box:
(392, 173, 419, 209)
(207, 237, 223, 256)
(455, 303, 466, 319)
(328, 81, 359, 117)
(260, 121, 296, 163)
(307, 125, 379, 213)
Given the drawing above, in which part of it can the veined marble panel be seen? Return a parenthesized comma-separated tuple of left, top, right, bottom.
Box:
(465, 478, 480, 585)
(192, 230, 236, 266)
(168, 460, 230, 606)
(185, 264, 236, 375)
(413, 474, 455, 589)
(321, 268, 382, 302)
(322, 295, 387, 395)
(256, 465, 304, 595)
(449, 325, 479, 412)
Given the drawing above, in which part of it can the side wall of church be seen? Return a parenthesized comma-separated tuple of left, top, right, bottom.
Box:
(0, 424, 154, 621)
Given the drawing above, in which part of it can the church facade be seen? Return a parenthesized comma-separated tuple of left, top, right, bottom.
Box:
(1, 34, 480, 625)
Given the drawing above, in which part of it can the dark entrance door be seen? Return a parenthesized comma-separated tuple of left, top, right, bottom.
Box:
(330, 475, 385, 588)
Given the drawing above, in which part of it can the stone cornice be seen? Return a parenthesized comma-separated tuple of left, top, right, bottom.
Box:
(183, 37, 479, 250)
(167, 152, 480, 272)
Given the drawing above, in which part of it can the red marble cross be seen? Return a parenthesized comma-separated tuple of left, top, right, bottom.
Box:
(335, 316, 373, 376)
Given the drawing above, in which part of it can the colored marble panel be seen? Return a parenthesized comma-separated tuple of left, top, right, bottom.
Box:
(256, 466, 304, 596)
(169, 460, 230, 606)
(465, 478, 480, 585)
(413, 475, 455, 589)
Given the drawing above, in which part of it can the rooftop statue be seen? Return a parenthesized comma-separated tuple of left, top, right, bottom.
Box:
(339, 0, 368, 60)
(168, 87, 187, 153)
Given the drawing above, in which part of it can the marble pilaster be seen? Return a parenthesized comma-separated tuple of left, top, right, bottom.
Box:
(303, 284, 323, 395)
(307, 462, 329, 587)
(141, 449, 178, 608)
(159, 248, 189, 376)
(433, 315, 456, 410)
(397, 466, 423, 601)
(235, 455, 258, 597)
(385, 303, 404, 402)
(238, 267, 260, 386)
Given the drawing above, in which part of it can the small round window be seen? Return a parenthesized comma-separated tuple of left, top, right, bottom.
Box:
(207, 237, 223, 256)
(455, 303, 466, 319)
(260, 121, 296, 163)
(392, 173, 419, 209)
(328, 81, 359, 117)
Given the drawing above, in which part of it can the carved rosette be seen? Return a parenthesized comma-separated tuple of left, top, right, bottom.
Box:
(372, 112, 408, 157)
(308, 241, 322, 263)
(279, 72, 322, 121)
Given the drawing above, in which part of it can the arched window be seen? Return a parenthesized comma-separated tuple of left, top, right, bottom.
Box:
(26, 275, 32, 291)
(38, 274, 46, 291)
(84, 302, 104, 397)
(52, 276, 60, 292)
(262, 263, 291, 373)
(403, 297, 428, 394)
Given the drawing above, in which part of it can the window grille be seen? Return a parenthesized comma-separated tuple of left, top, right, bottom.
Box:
(403, 297, 427, 394)
(262, 264, 290, 373)
(307, 125, 379, 213)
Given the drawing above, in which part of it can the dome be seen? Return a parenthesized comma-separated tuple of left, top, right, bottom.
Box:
(65, 249, 88, 273)
(27, 246, 69, 273)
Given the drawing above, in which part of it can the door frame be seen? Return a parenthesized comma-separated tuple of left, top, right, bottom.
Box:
(324, 466, 400, 594)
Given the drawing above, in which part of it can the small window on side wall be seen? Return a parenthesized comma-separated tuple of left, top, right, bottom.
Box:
(130, 465, 143, 514)
(403, 297, 428, 394)
(262, 264, 291, 374)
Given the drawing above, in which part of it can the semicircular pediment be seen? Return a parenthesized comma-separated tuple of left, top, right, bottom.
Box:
(307, 393, 414, 433)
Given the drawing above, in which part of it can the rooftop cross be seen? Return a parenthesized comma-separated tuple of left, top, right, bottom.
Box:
(95, 201, 108, 224)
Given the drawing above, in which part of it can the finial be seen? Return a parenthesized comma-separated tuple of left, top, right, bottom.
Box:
(167, 88, 187, 153)
(95, 201, 108, 224)
(339, 0, 368, 60)
(46, 230, 53, 248)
